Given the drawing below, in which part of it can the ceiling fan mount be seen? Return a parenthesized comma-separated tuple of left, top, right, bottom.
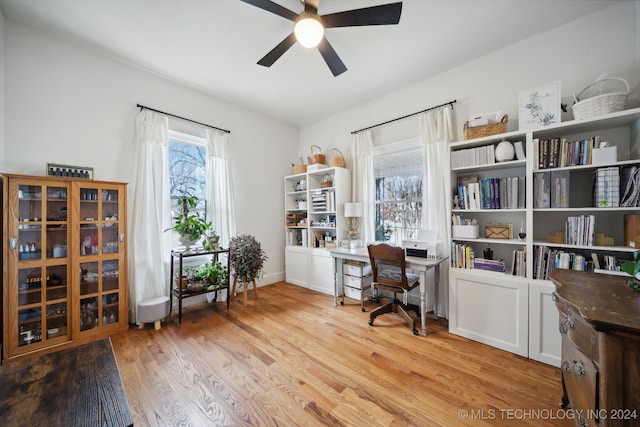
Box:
(240, 0, 403, 76)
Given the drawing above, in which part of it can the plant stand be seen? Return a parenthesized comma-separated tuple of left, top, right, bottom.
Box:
(231, 277, 258, 306)
(170, 247, 230, 323)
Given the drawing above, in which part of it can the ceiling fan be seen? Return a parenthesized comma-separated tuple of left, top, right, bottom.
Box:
(240, 0, 403, 76)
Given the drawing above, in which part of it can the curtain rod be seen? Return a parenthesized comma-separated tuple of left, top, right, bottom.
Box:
(137, 104, 231, 134)
(350, 100, 457, 134)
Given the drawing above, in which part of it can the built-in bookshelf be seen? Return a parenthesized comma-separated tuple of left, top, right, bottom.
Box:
(284, 167, 351, 295)
(447, 106, 640, 365)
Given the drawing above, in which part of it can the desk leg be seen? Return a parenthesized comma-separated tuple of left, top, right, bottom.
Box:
(420, 271, 427, 337)
(334, 258, 344, 306)
(433, 264, 440, 321)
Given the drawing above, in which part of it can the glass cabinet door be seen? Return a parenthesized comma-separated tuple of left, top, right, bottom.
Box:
(13, 180, 70, 353)
(77, 183, 124, 333)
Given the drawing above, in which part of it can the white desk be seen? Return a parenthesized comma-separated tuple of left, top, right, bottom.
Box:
(329, 247, 447, 337)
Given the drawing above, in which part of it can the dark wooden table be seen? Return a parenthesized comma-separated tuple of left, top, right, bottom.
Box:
(0, 338, 133, 427)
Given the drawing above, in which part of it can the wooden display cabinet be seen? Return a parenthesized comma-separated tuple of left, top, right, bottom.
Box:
(2, 173, 128, 362)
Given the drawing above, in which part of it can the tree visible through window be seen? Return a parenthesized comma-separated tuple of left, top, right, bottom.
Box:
(168, 135, 207, 245)
(374, 147, 423, 245)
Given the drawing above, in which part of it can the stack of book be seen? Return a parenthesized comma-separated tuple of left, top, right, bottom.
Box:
(473, 258, 506, 272)
(456, 176, 525, 210)
(531, 246, 619, 280)
(535, 136, 600, 169)
(564, 214, 596, 246)
(534, 170, 570, 208)
(451, 145, 496, 169)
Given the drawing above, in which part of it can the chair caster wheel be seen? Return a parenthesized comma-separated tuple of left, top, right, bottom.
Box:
(340, 301, 344, 305)
(413, 328, 419, 336)
(361, 307, 365, 312)
(368, 319, 374, 326)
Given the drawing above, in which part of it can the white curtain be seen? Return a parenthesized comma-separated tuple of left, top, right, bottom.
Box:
(205, 130, 237, 247)
(350, 130, 375, 243)
(419, 106, 454, 318)
(130, 109, 171, 324)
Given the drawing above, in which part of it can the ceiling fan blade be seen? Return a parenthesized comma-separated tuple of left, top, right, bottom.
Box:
(322, 2, 402, 28)
(317, 37, 347, 77)
(239, 0, 298, 21)
(257, 33, 297, 67)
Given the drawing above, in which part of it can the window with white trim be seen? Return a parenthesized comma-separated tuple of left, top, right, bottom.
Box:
(168, 130, 207, 246)
(373, 143, 424, 245)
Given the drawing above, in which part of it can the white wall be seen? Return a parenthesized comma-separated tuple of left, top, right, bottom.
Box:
(0, 9, 5, 166)
(3, 19, 298, 285)
(299, 1, 640, 159)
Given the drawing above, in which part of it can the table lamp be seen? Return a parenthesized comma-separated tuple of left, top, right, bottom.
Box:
(344, 202, 363, 239)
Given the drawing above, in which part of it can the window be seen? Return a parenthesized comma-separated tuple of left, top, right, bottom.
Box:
(374, 145, 424, 245)
(168, 131, 207, 245)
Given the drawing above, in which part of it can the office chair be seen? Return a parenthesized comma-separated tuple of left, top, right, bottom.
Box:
(367, 243, 421, 335)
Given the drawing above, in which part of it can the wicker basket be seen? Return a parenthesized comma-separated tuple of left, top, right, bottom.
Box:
(307, 145, 326, 165)
(292, 157, 306, 174)
(327, 148, 345, 168)
(572, 77, 629, 120)
(464, 115, 508, 140)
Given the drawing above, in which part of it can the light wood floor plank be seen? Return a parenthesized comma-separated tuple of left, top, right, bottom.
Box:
(111, 282, 571, 426)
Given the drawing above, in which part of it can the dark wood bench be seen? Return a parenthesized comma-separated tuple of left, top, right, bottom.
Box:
(0, 338, 133, 426)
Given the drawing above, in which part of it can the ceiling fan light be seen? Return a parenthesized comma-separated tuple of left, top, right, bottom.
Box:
(294, 14, 324, 48)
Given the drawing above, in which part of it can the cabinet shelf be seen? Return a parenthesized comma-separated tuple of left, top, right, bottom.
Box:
(532, 241, 638, 253)
(453, 237, 525, 245)
(451, 159, 526, 173)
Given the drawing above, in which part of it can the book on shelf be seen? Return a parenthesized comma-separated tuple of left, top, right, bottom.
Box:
(456, 176, 525, 210)
(594, 167, 620, 207)
(620, 165, 640, 207)
(451, 144, 496, 168)
(537, 136, 601, 169)
(534, 172, 551, 208)
(532, 246, 604, 280)
(510, 248, 526, 277)
(550, 170, 570, 208)
(564, 214, 595, 246)
(474, 258, 506, 272)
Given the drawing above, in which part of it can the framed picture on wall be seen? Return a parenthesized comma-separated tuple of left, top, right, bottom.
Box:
(518, 81, 561, 130)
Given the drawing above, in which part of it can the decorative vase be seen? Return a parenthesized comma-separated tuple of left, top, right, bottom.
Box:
(179, 234, 198, 250)
(495, 139, 515, 162)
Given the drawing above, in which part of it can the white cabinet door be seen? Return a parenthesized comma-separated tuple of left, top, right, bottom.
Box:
(308, 249, 334, 295)
(285, 246, 308, 287)
(529, 280, 561, 367)
(449, 268, 529, 357)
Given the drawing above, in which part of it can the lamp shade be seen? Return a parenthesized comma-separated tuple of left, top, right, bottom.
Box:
(344, 202, 363, 218)
(294, 14, 324, 48)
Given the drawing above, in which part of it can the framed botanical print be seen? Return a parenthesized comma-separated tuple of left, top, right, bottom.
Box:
(519, 81, 561, 130)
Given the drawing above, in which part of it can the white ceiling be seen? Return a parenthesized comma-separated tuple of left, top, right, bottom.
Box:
(0, 0, 621, 128)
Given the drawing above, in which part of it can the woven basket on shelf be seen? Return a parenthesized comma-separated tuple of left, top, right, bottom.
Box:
(572, 77, 629, 120)
(464, 114, 508, 140)
(292, 157, 306, 174)
(307, 145, 326, 165)
(327, 148, 345, 168)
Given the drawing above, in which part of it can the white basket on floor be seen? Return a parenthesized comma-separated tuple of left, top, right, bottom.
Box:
(572, 77, 629, 120)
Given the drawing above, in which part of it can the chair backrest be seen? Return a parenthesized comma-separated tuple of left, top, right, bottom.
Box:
(367, 243, 416, 291)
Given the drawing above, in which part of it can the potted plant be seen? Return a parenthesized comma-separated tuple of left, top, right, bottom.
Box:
(202, 231, 221, 251)
(204, 261, 228, 291)
(621, 250, 640, 291)
(166, 188, 211, 248)
(229, 234, 268, 284)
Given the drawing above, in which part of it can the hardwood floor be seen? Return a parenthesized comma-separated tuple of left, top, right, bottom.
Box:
(111, 282, 571, 426)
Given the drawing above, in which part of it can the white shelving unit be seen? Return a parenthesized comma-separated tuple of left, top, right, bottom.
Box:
(284, 167, 351, 295)
(447, 107, 640, 366)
